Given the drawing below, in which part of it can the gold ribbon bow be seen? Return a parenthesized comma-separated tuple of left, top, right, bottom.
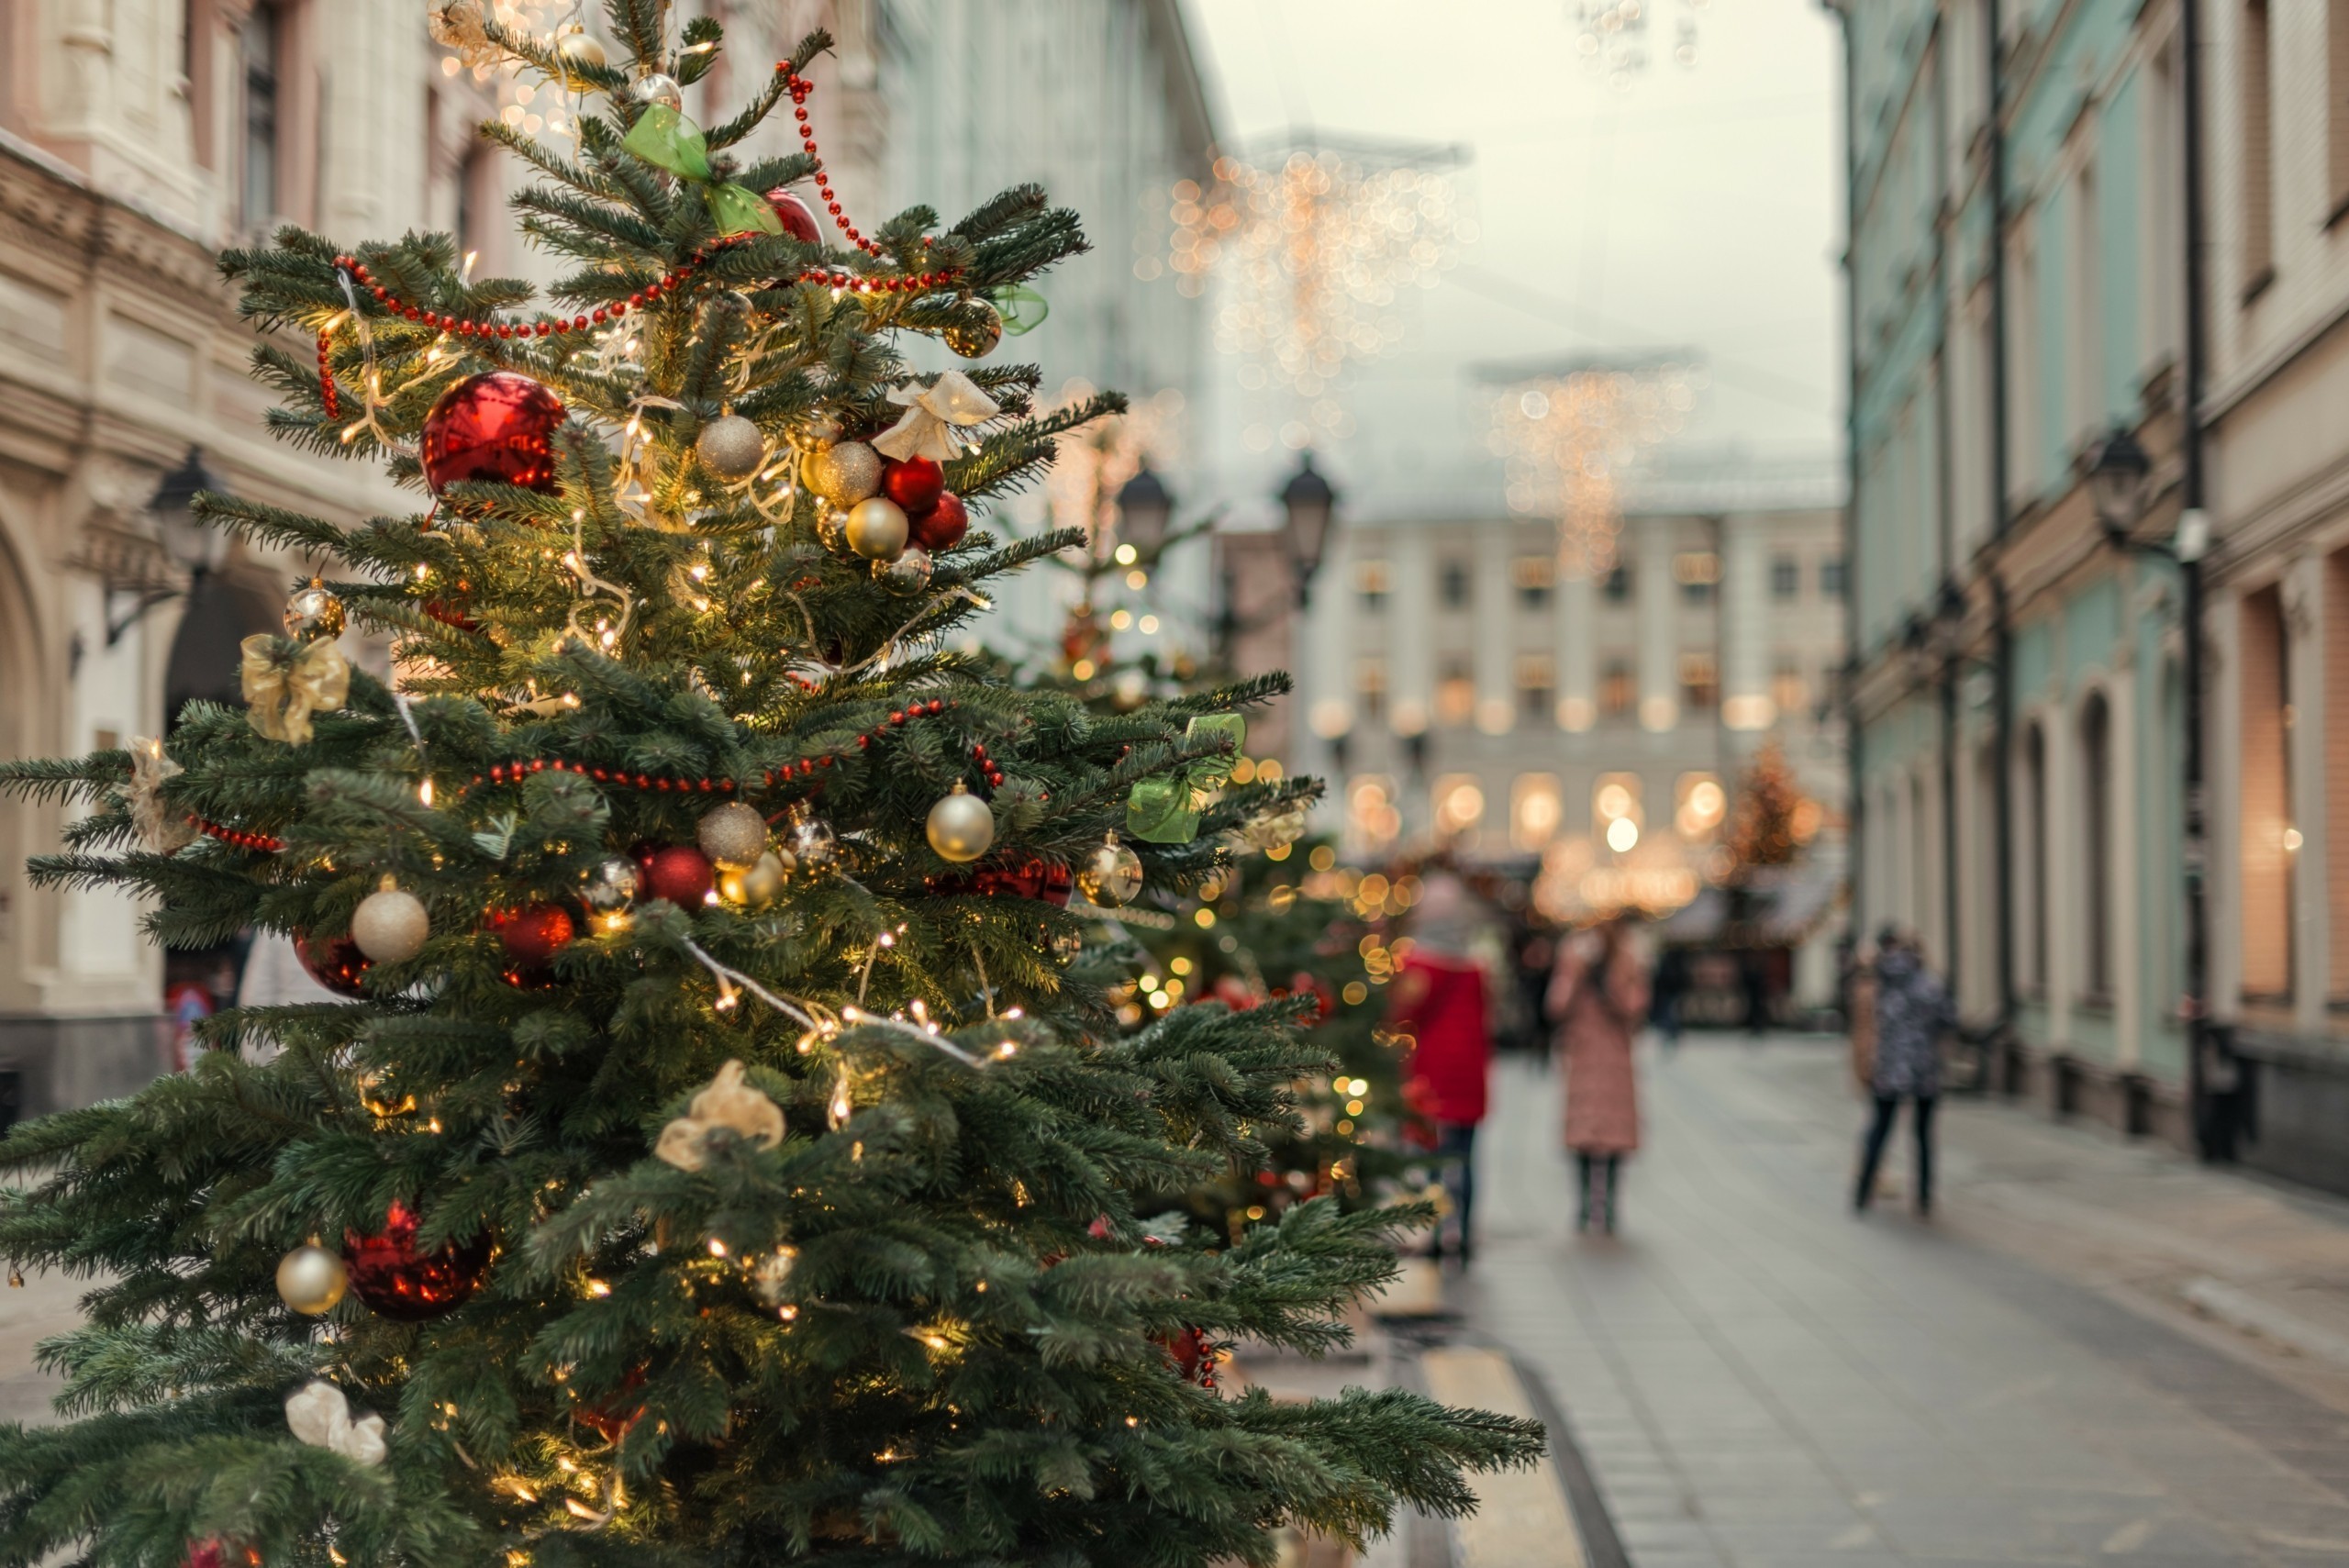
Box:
(873, 370, 1002, 462)
(240, 634, 350, 745)
(655, 1059, 786, 1171)
(127, 737, 195, 854)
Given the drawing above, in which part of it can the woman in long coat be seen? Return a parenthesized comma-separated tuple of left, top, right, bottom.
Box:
(1547, 917, 1651, 1234)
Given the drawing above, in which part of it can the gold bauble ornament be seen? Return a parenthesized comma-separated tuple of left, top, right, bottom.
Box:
(553, 28, 607, 86)
(844, 496, 909, 562)
(276, 1242, 350, 1317)
(925, 781, 995, 862)
(696, 414, 766, 481)
(696, 801, 771, 871)
(740, 849, 790, 905)
(942, 299, 1005, 360)
(284, 578, 346, 641)
(1076, 831, 1143, 907)
(802, 439, 882, 506)
(351, 877, 429, 964)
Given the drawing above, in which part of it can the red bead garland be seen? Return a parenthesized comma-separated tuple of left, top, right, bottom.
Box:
(779, 61, 885, 260)
(189, 816, 284, 853)
(317, 329, 340, 420)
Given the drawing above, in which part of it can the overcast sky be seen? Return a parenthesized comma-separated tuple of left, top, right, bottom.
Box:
(1180, 0, 1844, 520)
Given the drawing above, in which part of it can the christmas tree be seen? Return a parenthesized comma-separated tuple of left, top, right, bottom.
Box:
(0, 10, 1539, 1567)
(1725, 740, 1807, 884)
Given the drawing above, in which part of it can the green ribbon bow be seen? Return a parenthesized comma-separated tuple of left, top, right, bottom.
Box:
(992, 285, 1050, 335)
(1126, 714, 1247, 845)
(621, 104, 784, 239)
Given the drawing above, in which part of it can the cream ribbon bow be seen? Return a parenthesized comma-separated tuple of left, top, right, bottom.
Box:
(240, 635, 350, 745)
(285, 1380, 388, 1466)
(127, 737, 195, 854)
(655, 1060, 786, 1171)
(872, 370, 1001, 462)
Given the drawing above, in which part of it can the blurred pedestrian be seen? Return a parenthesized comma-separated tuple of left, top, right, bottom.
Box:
(1549, 915, 1652, 1235)
(1854, 927, 1954, 1218)
(1388, 870, 1493, 1262)
(1650, 944, 1691, 1049)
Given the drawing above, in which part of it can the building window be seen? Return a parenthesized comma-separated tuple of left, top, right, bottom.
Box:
(1771, 660, 1808, 717)
(1599, 656, 1635, 717)
(1820, 557, 1847, 597)
(1510, 554, 1553, 609)
(1354, 559, 1390, 612)
(2243, 0, 2277, 295)
(1511, 773, 1563, 852)
(1515, 653, 1554, 724)
(1432, 773, 1485, 841)
(2079, 693, 2114, 1001)
(1678, 651, 1718, 711)
(1354, 657, 1386, 724)
(1602, 563, 1632, 604)
(1594, 773, 1642, 854)
(1436, 655, 1475, 728)
(240, 2, 284, 232)
(1675, 773, 1726, 840)
(1439, 560, 1470, 609)
(1675, 550, 1720, 606)
(1771, 555, 1800, 600)
(2241, 584, 2293, 1002)
(2022, 722, 2048, 990)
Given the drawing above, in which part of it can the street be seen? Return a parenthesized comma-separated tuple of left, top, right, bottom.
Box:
(1457, 1040, 2349, 1568)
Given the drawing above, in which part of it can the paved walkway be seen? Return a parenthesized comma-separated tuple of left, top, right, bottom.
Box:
(1459, 1038, 2349, 1568)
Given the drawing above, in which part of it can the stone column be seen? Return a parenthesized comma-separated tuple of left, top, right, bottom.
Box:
(1475, 523, 1513, 737)
(2286, 552, 2329, 1031)
(1389, 524, 1432, 745)
(1558, 556, 1595, 732)
(1720, 513, 1771, 731)
(1635, 518, 1677, 733)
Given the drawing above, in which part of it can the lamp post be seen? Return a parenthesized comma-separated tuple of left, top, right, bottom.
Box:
(106, 447, 224, 646)
(2088, 428, 2153, 546)
(1277, 451, 1341, 795)
(1115, 466, 1173, 561)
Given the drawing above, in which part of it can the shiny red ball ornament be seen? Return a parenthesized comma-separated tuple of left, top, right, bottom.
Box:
(640, 843, 717, 907)
(909, 490, 968, 552)
(182, 1540, 259, 1568)
(341, 1199, 492, 1321)
(966, 856, 1074, 907)
(294, 930, 372, 997)
(883, 456, 945, 515)
(573, 1365, 647, 1441)
(1157, 1326, 1219, 1388)
(419, 371, 566, 496)
(763, 187, 823, 244)
(495, 902, 575, 978)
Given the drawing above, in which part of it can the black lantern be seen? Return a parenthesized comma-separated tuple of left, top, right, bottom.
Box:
(2087, 428, 2152, 544)
(1116, 466, 1174, 558)
(1278, 452, 1338, 606)
(153, 447, 226, 577)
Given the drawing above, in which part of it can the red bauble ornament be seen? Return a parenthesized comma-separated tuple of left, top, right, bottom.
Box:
(1157, 1326, 1219, 1387)
(883, 457, 945, 516)
(909, 490, 968, 552)
(295, 930, 372, 997)
(640, 843, 717, 907)
(183, 1540, 258, 1568)
(965, 856, 1074, 907)
(573, 1365, 647, 1441)
(763, 187, 823, 245)
(341, 1199, 492, 1321)
(495, 901, 574, 966)
(1211, 974, 1259, 1011)
(420, 371, 566, 496)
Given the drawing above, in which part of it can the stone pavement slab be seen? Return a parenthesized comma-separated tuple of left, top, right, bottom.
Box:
(1455, 1039, 2349, 1567)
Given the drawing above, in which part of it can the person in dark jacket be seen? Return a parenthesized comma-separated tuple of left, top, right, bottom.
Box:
(1854, 928, 1955, 1216)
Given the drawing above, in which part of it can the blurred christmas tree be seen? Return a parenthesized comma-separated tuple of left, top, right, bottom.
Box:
(1725, 740, 1808, 884)
(0, 9, 1539, 1566)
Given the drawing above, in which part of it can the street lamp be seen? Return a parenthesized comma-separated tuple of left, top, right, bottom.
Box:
(1279, 451, 1338, 607)
(2087, 428, 2153, 546)
(106, 448, 224, 646)
(1115, 466, 1173, 559)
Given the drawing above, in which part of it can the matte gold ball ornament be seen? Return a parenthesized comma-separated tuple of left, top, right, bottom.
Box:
(696, 801, 770, 871)
(1076, 831, 1143, 907)
(284, 579, 346, 641)
(925, 781, 995, 863)
(845, 496, 909, 562)
(942, 298, 1005, 360)
(696, 414, 767, 481)
(553, 27, 607, 85)
(802, 440, 883, 507)
(276, 1241, 350, 1317)
(350, 877, 430, 964)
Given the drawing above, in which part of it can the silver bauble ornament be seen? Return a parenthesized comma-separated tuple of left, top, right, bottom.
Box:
(1076, 831, 1143, 907)
(276, 1242, 350, 1317)
(814, 503, 848, 553)
(553, 28, 607, 85)
(845, 496, 908, 562)
(786, 804, 837, 871)
(802, 439, 882, 506)
(942, 299, 1005, 360)
(284, 579, 346, 641)
(1050, 928, 1084, 965)
(696, 801, 770, 871)
(351, 878, 429, 964)
(754, 1247, 796, 1307)
(875, 546, 932, 592)
(631, 72, 683, 111)
(925, 781, 995, 863)
(696, 415, 766, 481)
(583, 855, 639, 932)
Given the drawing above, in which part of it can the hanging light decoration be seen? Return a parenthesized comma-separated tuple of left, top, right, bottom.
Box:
(1484, 357, 1700, 577)
(1575, 0, 1709, 85)
(1163, 138, 1474, 445)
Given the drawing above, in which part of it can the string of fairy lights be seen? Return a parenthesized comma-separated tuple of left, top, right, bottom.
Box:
(1483, 358, 1701, 577)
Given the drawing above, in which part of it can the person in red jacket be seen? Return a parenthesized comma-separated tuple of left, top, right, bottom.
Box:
(1387, 870, 1494, 1263)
